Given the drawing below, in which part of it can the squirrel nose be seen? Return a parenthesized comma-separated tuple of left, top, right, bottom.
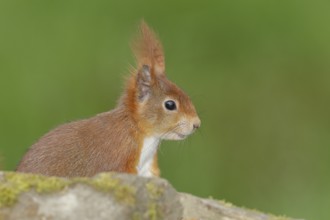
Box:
(192, 118, 201, 130)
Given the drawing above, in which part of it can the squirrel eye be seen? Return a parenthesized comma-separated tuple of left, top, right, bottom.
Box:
(164, 100, 177, 111)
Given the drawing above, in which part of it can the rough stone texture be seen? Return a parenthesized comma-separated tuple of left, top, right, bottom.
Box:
(0, 171, 302, 220)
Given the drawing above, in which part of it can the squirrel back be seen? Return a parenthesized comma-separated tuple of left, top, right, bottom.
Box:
(16, 21, 201, 177)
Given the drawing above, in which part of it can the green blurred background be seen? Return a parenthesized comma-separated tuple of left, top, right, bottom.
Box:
(1, 0, 329, 219)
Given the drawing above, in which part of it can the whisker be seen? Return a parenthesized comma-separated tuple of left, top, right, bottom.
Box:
(195, 128, 204, 143)
(159, 123, 184, 139)
(139, 123, 183, 158)
(139, 121, 189, 164)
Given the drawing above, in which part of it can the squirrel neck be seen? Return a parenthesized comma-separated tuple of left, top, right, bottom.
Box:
(114, 97, 161, 177)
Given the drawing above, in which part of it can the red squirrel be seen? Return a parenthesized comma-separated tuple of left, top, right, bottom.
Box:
(16, 21, 201, 178)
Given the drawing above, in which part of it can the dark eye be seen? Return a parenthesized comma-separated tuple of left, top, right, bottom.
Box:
(164, 100, 177, 111)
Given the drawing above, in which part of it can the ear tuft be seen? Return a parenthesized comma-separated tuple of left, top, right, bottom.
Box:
(133, 21, 165, 77)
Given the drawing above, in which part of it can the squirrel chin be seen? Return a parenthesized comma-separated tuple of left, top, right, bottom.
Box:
(159, 132, 190, 141)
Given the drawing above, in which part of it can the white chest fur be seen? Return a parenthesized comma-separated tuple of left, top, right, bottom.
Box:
(137, 137, 159, 177)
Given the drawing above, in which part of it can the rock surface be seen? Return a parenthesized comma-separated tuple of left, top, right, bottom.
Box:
(0, 171, 301, 220)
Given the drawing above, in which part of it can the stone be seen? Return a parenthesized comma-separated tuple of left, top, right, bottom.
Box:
(0, 172, 302, 220)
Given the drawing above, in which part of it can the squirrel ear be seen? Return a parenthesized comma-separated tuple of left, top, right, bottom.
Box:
(133, 21, 165, 77)
(136, 65, 152, 102)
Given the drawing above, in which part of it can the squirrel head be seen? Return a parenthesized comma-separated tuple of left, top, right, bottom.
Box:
(121, 21, 201, 140)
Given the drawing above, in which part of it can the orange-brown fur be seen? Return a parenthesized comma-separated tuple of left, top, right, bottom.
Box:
(16, 21, 200, 177)
(151, 154, 160, 176)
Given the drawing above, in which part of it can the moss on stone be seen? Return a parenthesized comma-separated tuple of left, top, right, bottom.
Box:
(144, 181, 164, 220)
(268, 215, 293, 220)
(0, 183, 19, 207)
(0, 172, 136, 208)
(0, 172, 69, 208)
(146, 182, 164, 200)
(215, 198, 293, 220)
(87, 173, 136, 205)
(132, 212, 142, 220)
(88, 173, 119, 191)
(146, 203, 158, 220)
(113, 184, 136, 205)
(217, 199, 233, 208)
(248, 208, 294, 220)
